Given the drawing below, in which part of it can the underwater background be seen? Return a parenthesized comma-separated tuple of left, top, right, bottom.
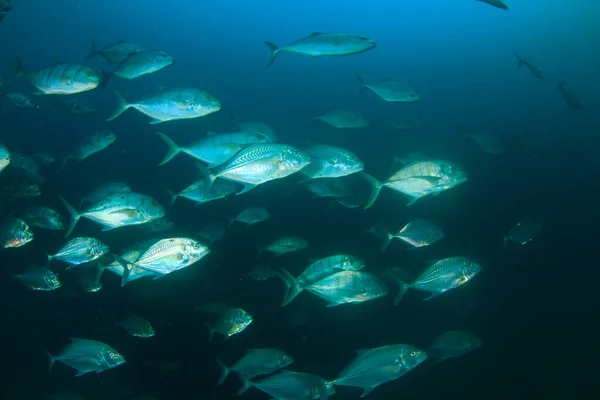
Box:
(1, 0, 599, 399)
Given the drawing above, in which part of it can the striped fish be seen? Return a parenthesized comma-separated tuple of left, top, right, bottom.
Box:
(107, 88, 221, 124)
(14, 58, 103, 95)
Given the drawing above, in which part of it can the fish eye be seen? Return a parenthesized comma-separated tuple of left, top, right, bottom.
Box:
(193, 242, 200, 249)
(410, 351, 417, 356)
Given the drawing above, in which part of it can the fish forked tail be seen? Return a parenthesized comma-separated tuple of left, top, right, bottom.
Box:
(204, 322, 215, 342)
(195, 161, 218, 192)
(85, 40, 99, 60)
(263, 41, 281, 67)
(40, 344, 57, 372)
(58, 196, 81, 237)
(97, 70, 114, 90)
(154, 132, 184, 166)
(8, 57, 30, 85)
(379, 234, 393, 253)
(114, 254, 134, 287)
(236, 372, 254, 395)
(355, 73, 367, 92)
(277, 267, 303, 307)
(215, 358, 231, 385)
(106, 89, 132, 122)
(359, 172, 383, 209)
(162, 186, 178, 211)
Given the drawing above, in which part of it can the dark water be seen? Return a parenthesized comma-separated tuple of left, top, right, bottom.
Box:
(1, 1, 600, 399)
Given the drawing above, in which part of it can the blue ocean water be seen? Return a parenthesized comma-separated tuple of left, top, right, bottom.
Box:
(0, 0, 599, 399)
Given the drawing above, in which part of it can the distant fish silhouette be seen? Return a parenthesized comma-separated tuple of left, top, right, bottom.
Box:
(477, 0, 509, 10)
(558, 81, 583, 109)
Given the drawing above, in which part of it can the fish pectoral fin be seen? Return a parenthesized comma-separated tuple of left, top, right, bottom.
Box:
(236, 184, 256, 195)
(361, 386, 376, 398)
(423, 292, 443, 301)
(74, 370, 89, 377)
(326, 301, 343, 308)
(151, 274, 167, 280)
(149, 119, 164, 125)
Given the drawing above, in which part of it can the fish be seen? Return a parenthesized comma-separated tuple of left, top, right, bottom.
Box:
(0, 218, 34, 248)
(155, 130, 275, 167)
(107, 88, 221, 124)
(8, 152, 45, 183)
(217, 349, 293, 393)
(514, 53, 544, 80)
(461, 128, 507, 156)
(6, 93, 35, 107)
(259, 237, 308, 257)
(558, 81, 583, 109)
(14, 58, 103, 95)
(204, 144, 311, 194)
(202, 307, 253, 342)
(362, 159, 468, 208)
(246, 370, 330, 400)
(390, 257, 481, 305)
(60, 192, 165, 236)
(313, 108, 368, 129)
(44, 338, 125, 376)
(78, 265, 104, 293)
(105, 243, 157, 283)
(61, 130, 116, 168)
(328, 344, 427, 397)
(0, 142, 11, 173)
(356, 74, 422, 103)
(246, 264, 279, 281)
(279, 254, 365, 306)
(197, 221, 228, 244)
(165, 176, 238, 209)
(301, 144, 364, 179)
(110, 50, 173, 80)
(86, 40, 145, 63)
(60, 98, 96, 115)
(234, 120, 278, 142)
(80, 182, 132, 208)
(47, 237, 110, 267)
(280, 269, 388, 307)
(305, 178, 353, 199)
(263, 32, 376, 67)
(118, 316, 155, 338)
(477, 0, 509, 10)
(13, 266, 61, 291)
(504, 217, 542, 246)
(20, 206, 65, 230)
(120, 237, 210, 286)
(388, 116, 422, 132)
(427, 330, 482, 363)
(229, 207, 271, 226)
(378, 218, 444, 252)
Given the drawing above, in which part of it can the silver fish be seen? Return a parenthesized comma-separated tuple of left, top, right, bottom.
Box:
(230, 207, 271, 226)
(363, 159, 468, 208)
(328, 344, 426, 397)
(247, 370, 330, 400)
(20, 206, 65, 230)
(313, 108, 368, 129)
(15, 58, 103, 95)
(391, 257, 481, 304)
(203, 307, 253, 341)
(6, 92, 35, 107)
(86, 40, 145, 63)
(356, 74, 422, 103)
(260, 237, 308, 257)
(0, 217, 34, 248)
(111, 50, 173, 80)
(379, 218, 444, 252)
(504, 217, 541, 246)
(105, 243, 157, 283)
(264, 32, 376, 66)
(217, 349, 293, 393)
(118, 316, 155, 338)
(427, 330, 482, 363)
(156, 130, 275, 167)
(45, 338, 125, 376)
(121, 237, 210, 286)
(0, 142, 10, 173)
(514, 53, 544, 80)
(107, 88, 221, 124)
(48, 237, 109, 267)
(61, 130, 116, 167)
(207, 144, 311, 194)
(280, 269, 387, 307)
(13, 266, 61, 291)
(302, 144, 364, 179)
(60, 192, 165, 236)
(166, 176, 238, 209)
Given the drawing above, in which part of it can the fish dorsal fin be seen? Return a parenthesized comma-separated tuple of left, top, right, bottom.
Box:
(310, 32, 324, 36)
(355, 349, 369, 356)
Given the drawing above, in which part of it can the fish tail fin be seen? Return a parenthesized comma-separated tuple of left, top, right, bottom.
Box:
(359, 172, 383, 209)
(97, 70, 114, 90)
(163, 186, 178, 211)
(380, 234, 393, 253)
(113, 254, 133, 287)
(278, 267, 302, 307)
(394, 280, 410, 306)
(58, 196, 81, 237)
(215, 358, 230, 385)
(355, 72, 367, 91)
(195, 162, 218, 191)
(263, 41, 281, 67)
(85, 40, 99, 59)
(227, 217, 236, 228)
(513, 53, 523, 67)
(106, 89, 131, 122)
(40, 344, 56, 372)
(155, 132, 182, 165)
(236, 372, 253, 395)
(9, 57, 29, 84)
(204, 322, 215, 342)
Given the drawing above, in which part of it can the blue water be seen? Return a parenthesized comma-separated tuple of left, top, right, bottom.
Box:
(1, 1, 599, 399)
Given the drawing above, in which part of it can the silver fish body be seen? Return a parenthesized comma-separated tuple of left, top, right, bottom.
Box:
(118, 316, 155, 338)
(0, 142, 10, 173)
(303, 270, 388, 307)
(231, 207, 271, 225)
(0, 217, 34, 248)
(46, 338, 125, 376)
(314, 108, 368, 129)
(261, 237, 308, 257)
(113, 50, 173, 80)
(48, 237, 109, 266)
(356, 74, 422, 103)
(13, 266, 61, 291)
(302, 144, 364, 179)
(6, 92, 35, 107)
(209, 307, 253, 341)
(217, 349, 293, 389)
(16, 59, 102, 95)
(20, 206, 65, 230)
(249, 370, 330, 400)
(86, 40, 144, 63)
(63, 130, 116, 164)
